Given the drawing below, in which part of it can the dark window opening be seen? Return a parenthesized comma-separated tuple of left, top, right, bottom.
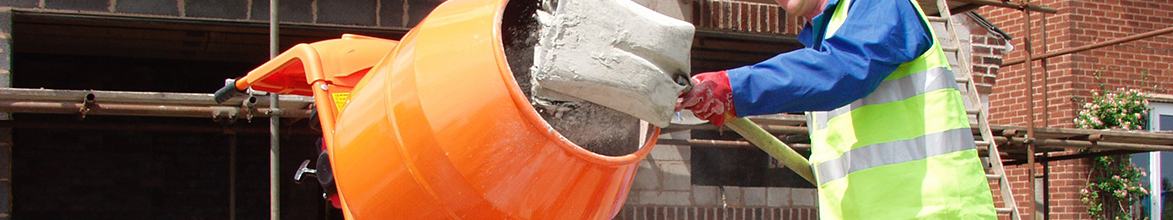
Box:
(690, 129, 815, 188)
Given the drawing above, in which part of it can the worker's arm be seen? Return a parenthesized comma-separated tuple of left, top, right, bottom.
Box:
(727, 0, 933, 116)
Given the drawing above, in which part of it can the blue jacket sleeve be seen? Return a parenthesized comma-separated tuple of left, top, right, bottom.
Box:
(727, 0, 934, 116)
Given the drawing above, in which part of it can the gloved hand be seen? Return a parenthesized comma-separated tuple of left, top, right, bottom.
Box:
(677, 70, 736, 126)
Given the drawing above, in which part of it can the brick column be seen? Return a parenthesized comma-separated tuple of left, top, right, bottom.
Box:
(0, 8, 12, 220)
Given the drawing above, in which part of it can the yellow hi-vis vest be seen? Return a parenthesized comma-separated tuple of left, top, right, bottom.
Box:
(807, 0, 998, 219)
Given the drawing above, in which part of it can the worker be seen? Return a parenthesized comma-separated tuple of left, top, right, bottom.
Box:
(677, 0, 998, 219)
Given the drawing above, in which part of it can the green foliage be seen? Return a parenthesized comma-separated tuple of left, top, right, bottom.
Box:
(1080, 155, 1149, 219)
(1074, 88, 1150, 130)
(1076, 88, 1152, 219)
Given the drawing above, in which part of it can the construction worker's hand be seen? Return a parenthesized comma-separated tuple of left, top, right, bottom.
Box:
(677, 70, 736, 126)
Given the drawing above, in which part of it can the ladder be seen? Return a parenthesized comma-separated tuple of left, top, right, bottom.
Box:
(925, 0, 1024, 219)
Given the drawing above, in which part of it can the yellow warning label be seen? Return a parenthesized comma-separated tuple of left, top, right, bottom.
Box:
(332, 92, 350, 112)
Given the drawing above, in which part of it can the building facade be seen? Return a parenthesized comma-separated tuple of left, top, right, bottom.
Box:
(6, 0, 1150, 219)
(980, 0, 1173, 219)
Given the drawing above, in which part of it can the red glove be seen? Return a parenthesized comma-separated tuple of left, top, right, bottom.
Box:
(677, 71, 736, 126)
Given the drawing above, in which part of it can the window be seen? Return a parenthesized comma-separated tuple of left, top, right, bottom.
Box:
(1133, 102, 1173, 219)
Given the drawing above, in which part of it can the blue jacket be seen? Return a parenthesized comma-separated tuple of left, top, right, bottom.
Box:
(727, 0, 934, 116)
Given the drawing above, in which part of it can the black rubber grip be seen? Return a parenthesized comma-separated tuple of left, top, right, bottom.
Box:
(213, 79, 245, 104)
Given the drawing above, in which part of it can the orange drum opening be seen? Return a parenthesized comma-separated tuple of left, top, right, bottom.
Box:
(501, 0, 647, 156)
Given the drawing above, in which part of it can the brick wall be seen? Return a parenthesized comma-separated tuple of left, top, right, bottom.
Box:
(693, 0, 787, 34)
(691, 0, 805, 35)
(979, 0, 1173, 219)
(969, 27, 1010, 96)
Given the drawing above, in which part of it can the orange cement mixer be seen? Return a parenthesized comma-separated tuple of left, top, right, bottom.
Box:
(212, 0, 659, 219)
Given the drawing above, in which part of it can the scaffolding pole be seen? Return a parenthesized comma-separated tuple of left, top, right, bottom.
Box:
(229, 132, 237, 220)
(1020, 0, 1038, 217)
(1002, 26, 1173, 66)
(268, 0, 281, 219)
(1039, 11, 1051, 220)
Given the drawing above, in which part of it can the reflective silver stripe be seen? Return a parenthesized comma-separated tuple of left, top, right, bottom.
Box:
(814, 67, 958, 130)
(813, 128, 975, 185)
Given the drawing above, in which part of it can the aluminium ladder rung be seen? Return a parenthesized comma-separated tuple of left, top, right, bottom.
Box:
(927, 16, 949, 23)
(996, 208, 1014, 214)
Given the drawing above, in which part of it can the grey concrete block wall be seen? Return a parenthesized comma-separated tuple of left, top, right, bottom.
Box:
(7, 0, 450, 29)
(0, 8, 9, 83)
(185, 0, 250, 19)
(117, 0, 180, 16)
(249, 0, 314, 23)
(404, 1, 442, 28)
(0, 8, 11, 218)
(767, 187, 790, 207)
(379, 0, 405, 27)
(317, 0, 378, 26)
(791, 188, 817, 207)
(44, 0, 109, 12)
(660, 161, 691, 191)
(744, 187, 767, 206)
(692, 185, 720, 206)
(632, 160, 659, 190)
(0, 0, 38, 8)
(627, 129, 818, 213)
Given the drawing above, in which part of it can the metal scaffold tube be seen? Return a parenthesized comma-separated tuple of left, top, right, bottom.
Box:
(1020, 0, 1038, 217)
(0, 101, 310, 119)
(229, 132, 237, 220)
(1002, 26, 1173, 66)
(269, 0, 281, 219)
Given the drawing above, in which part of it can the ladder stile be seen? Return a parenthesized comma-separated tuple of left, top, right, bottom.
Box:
(930, 0, 1023, 219)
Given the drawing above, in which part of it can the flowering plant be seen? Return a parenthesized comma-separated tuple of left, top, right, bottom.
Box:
(1074, 88, 1150, 130)
(1076, 88, 1152, 219)
(1080, 155, 1149, 219)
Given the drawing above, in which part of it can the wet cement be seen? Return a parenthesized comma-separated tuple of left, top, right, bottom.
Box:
(502, 0, 641, 156)
(528, 0, 692, 128)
